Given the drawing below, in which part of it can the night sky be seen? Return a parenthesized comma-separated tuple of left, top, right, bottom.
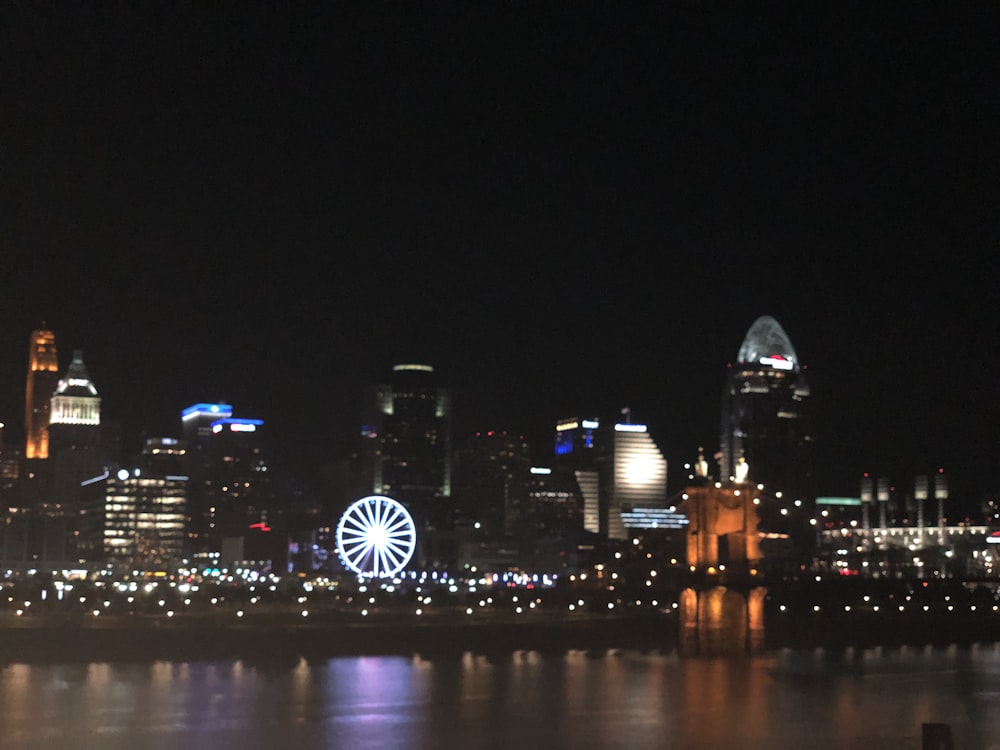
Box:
(2, 3, 997, 502)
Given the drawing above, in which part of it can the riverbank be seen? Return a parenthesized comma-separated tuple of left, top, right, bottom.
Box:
(0, 612, 676, 664)
(2, 608, 999, 663)
(766, 609, 1000, 650)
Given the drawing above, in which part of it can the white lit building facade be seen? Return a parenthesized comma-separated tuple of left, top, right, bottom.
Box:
(607, 422, 669, 540)
(48, 350, 104, 512)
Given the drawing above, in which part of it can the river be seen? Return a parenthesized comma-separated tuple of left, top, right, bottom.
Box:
(2, 645, 999, 749)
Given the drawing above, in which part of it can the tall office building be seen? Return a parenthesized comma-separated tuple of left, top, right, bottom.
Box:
(180, 403, 272, 556)
(452, 429, 531, 535)
(79, 465, 188, 565)
(360, 364, 453, 566)
(24, 328, 59, 460)
(720, 316, 814, 500)
(48, 350, 103, 507)
(607, 422, 669, 540)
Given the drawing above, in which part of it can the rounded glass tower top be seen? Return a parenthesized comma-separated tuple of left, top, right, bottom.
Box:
(736, 316, 799, 371)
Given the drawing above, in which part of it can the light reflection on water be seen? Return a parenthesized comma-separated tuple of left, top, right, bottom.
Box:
(2, 645, 1000, 749)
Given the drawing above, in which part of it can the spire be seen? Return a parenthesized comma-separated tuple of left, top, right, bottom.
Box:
(695, 446, 709, 478)
(55, 350, 98, 396)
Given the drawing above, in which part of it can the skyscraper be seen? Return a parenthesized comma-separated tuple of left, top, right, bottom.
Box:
(552, 417, 606, 535)
(452, 429, 531, 535)
(47, 350, 103, 507)
(360, 364, 453, 566)
(79, 465, 188, 565)
(607, 422, 669, 540)
(719, 315, 814, 499)
(180, 403, 272, 557)
(24, 328, 59, 460)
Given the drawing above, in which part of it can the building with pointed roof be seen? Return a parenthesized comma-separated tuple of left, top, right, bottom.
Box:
(48, 350, 105, 531)
(719, 316, 814, 501)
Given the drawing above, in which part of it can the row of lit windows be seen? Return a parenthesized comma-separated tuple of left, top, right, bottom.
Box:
(104, 523, 186, 536)
(105, 500, 185, 512)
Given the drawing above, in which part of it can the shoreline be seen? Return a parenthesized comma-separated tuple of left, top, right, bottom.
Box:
(2, 610, 999, 663)
(0, 613, 675, 664)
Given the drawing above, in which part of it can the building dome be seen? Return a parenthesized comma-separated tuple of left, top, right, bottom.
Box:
(736, 316, 799, 371)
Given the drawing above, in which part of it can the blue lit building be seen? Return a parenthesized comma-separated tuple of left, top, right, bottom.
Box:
(180, 403, 272, 558)
(554, 417, 601, 459)
(552, 417, 605, 535)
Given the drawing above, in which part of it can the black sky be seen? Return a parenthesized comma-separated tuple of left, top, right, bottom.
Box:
(1, 3, 997, 501)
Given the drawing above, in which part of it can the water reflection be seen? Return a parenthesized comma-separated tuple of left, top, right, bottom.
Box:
(1, 646, 999, 749)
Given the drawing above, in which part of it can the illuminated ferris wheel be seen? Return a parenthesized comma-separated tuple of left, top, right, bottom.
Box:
(336, 495, 417, 578)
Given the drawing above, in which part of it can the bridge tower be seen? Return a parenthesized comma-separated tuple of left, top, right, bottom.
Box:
(676, 480, 767, 656)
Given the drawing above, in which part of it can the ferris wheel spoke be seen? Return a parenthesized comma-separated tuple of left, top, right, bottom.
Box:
(383, 524, 412, 540)
(345, 539, 374, 565)
(344, 545, 371, 563)
(341, 540, 370, 557)
(379, 537, 407, 556)
(378, 548, 399, 574)
(340, 522, 371, 536)
(342, 517, 371, 536)
(382, 505, 404, 528)
(380, 540, 411, 561)
(383, 515, 410, 533)
(381, 541, 406, 567)
(382, 532, 412, 550)
(384, 524, 413, 537)
(348, 549, 372, 569)
(363, 499, 378, 529)
(340, 528, 372, 542)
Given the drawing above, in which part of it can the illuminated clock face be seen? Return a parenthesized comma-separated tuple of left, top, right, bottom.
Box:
(336, 496, 417, 577)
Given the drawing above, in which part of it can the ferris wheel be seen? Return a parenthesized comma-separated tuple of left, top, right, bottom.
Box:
(336, 495, 417, 577)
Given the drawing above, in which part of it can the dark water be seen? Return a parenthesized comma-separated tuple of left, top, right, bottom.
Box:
(2, 645, 1000, 750)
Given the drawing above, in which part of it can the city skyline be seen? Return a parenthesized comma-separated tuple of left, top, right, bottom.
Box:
(0, 317, 988, 505)
(2, 4, 996, 501)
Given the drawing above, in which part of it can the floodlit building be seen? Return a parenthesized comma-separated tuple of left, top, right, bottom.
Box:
(24, 328, 59, 460)
(815, 469, 992, 578)
(607, 422, 669, 540)
(719, 316, 814, 501)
